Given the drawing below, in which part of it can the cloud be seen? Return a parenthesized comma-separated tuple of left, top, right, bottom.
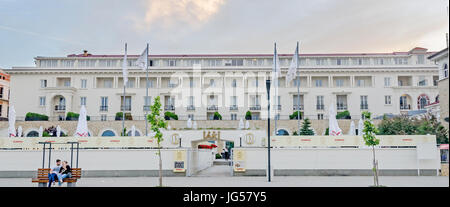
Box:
(133, 0, 226, 32)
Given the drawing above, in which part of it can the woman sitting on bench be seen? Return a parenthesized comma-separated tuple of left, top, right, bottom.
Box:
(57, 161, 72, 187)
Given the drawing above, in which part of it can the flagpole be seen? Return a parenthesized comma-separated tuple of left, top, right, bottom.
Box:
(122, 43, 127, 136)
(145, 43, 149, 136)
(274, 42, 278, 136)
(296, 41, 300, 134)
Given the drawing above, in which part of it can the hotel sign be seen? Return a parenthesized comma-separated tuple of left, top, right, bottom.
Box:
(233, 149, 246, 172)
(173, 150, 186, 173)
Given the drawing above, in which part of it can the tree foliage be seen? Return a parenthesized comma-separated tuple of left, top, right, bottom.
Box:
(362, 112, 379, 146)
(299, 118, 314, 135)
(377, 114, 448, 144)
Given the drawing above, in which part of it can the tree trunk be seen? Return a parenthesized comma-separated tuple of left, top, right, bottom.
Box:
(372, 146, 378, 186)
(158, 142, 162, 187)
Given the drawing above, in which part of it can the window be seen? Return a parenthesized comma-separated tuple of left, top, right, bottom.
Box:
(144, 96, 152, 106)
(417, 55, 424, 64)
(318, 114, 324, 120)
(188, 96, 194, 106)
(316, 96, 324, 110)
(360, 96, 368, 110)
(78, 60, 96, 68)
(188, 114, 194, 120)
(418, 76, 427, 86)
(384, 95, 391, 105)
(166, 60, 177, 67)
(189, 78, 194, 88)
(80, 97, 86, 106)
(231, 59, 243, 66)
(63, 80, 71, 87)
(254, 79, 259, 87)
(394, 58, 408, 65)
(209, 79, 215, 87)
(384, 77, 391, 87)
(126, 80, 134, 88)
(40, 80, 47, 88)
(104, 79, 113, 88)
(335, 79, 344, 87)
(100, 97, 108, 111)
(232, 79, 237, 87)
(294, 78, 300, 87)
(356, 79, 365, 87)
(336, 95, 347, 110)
(101, 130, 116, 137)
(81, 79, 87, 89)
(0, 88, 3, 98)
(146, 80, 154, 88)
(231, 96, 237, 107)
(336, 59, 342, 65)
(316, 59, 327, 65)
(315, 79, 323, 87)
(101, 115, 107, 121)
(39, 97, 46, 106)
(98, 60, 116, 67)
(443, 64, 448, 78)
(40, 60, 58, 67)
(231, 114, 237, 120)
(121, 96, 132, 111)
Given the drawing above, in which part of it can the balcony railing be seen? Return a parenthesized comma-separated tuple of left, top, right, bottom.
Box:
(293, 105, 303, 110)
(165, 105, 175, 111)
(400, 105, 411, 110)
(143, 105, 150, 111)
(249, 105, 261, 110)
(230, 105, 238, 111)
(54, 105, 66, 111)
(207, 105, 218, 111)
(121, 105, 131, 111)
(360, 104, 369, 110)
(336, 103, 347, 110)
(100, 106, 108, 111)
(316, 105, 324, 110)
(274, 105, 282, 110)
(186, 105, 195, 111)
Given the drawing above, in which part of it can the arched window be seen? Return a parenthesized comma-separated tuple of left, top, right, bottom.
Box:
(101, 130, 116, 137)
(127, 130, 141, 136)
(276, 129, 289, 136)
(26, 131, 39, 137)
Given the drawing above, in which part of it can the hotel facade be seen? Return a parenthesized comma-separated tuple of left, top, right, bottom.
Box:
(7, 47, 440, 122)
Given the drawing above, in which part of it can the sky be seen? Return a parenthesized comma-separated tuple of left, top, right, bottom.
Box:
(0, 0, 448, 68)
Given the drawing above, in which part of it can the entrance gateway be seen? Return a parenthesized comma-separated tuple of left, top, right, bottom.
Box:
(162, 129, 266, 177)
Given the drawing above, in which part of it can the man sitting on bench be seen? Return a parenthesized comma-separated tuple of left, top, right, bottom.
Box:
(48, 159, 61, 187)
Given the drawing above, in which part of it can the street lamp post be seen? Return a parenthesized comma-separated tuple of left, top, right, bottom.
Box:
(239, 134, 242, 147)
(179, 136, 182, 148)
(266, 79, 271, 182)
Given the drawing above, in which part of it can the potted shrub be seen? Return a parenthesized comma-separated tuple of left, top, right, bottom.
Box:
(336, 110, 351, 119)
(164, 111, 178, 120)
(213, 112, 222, 120)
(289, 111, 303, 120)
(245, 111, 252, 120)
(25, 112, 49, 121)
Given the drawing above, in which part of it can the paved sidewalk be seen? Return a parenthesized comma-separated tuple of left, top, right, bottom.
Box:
(1, 176, 448, 187)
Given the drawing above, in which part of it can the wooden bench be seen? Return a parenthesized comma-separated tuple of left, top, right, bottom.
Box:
(31, 168, 82, 187)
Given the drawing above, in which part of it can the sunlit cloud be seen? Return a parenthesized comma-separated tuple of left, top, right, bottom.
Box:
(133, 0, 226, 32)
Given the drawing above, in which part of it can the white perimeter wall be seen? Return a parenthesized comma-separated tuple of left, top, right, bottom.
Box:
(0, 149, 182, 171)
(237, 147, 441, 170)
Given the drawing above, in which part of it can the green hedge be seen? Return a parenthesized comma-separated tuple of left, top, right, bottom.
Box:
(164, 111, 178, 120)
(245, 111, 252, 120)
(289, 111, 303, 120)
(66, 112, 90, 121)
(336, 110, 351, 119)
(213, 112, 222, 120)
(25, 112, 49, 121)
(115, 112, 132, 120)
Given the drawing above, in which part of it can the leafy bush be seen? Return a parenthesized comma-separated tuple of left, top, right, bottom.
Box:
(215, 154, 222, 159)
(164, 111, 178, 120)
(115, 112, 132, 120)
(336, 110, 351, 119)
(378, 114, 448, 144)
(213, 112, 222, 120)
(289, 111, 303, 120)
(324, 127, 329, 135)
(66, 112, 90, 121)
(245, 111, 252, 120)
(25, 112, 49, 121)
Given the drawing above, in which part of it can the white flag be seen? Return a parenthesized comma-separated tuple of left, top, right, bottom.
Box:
(122, 43, 128, 85)
(286, 43, 298, 83)
(272, 43, 281, 80)
(136, 46, 148, 71)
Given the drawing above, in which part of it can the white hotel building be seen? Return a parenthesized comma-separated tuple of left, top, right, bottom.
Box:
(8, 47, 440, 122)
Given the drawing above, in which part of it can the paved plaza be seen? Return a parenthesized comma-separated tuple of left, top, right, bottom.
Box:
(1, 176, 448, 187)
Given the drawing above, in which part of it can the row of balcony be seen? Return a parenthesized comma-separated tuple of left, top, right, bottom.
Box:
(53, 103, 418, 112)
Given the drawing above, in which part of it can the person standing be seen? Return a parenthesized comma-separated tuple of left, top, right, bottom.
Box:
(48, 159, 61, 187)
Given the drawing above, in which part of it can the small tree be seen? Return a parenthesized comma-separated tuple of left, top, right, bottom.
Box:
(147, 96, 168, 187)
(299, 118, 314, 135)
(213, 112, 222, 120)
(361, 111, 380, 187)
(245, 111, 252, 120)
